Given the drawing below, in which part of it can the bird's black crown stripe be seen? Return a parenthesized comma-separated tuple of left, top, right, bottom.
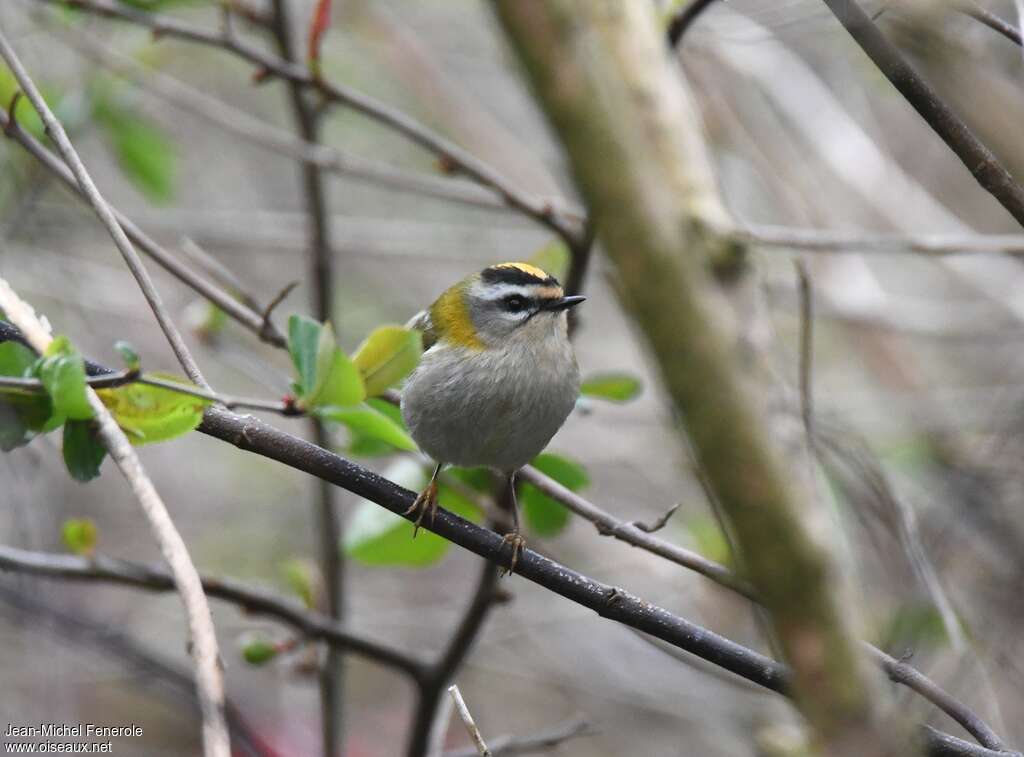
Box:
(480, 266, 559, 288)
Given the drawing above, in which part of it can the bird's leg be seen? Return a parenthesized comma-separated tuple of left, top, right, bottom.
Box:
(405, 462, 442, 538)
(499, 470, 525, 576)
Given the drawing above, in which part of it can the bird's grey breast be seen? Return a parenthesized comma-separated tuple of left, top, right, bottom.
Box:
(401, 339, 579, 471)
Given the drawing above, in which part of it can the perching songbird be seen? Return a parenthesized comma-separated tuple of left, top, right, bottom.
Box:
(401, 262, 584, 574)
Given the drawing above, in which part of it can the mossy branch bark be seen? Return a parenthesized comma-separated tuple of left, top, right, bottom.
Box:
(493, 3, 899, 754)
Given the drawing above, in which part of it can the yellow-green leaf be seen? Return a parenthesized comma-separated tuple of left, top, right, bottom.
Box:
(240, 634, 279, 666)
(39, 336, 93, 421)
(0, 342, 49, 450)
(97, 373, 210, 444)
(528, 238, 571, 282)
(317, 402, 416, 451)
(307, 323, 365, 408)
(93, 98, 176, 203)
(288, 314, 322, 397)
(351, 326, 423, 397)
(62, 518, 98, 556)
(280, 558, 319, 610)
(521, 452, 589, 537)
(344, 459, 481, 567)
(580, 373, 642, 403)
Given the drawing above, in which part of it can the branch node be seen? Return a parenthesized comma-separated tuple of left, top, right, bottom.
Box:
(259, 280, 298, 342)
(251, 66, 273, 85)
(629, 504, 680, 533)
(4, 90, 22, 136)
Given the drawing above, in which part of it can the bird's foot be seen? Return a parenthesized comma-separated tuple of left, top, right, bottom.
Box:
(404, 480, 439, 538)
(499, 530, 526, 577)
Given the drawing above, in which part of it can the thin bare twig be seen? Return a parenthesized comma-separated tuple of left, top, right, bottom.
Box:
(630, 503, 679, 533)
(737, 224, 1024, 256)
(180, 237, 263, 313)
(447, 685, 492, 757)
(516, 465, 754, 598)
(794, 260, 814, 440)
(42, 0, 584, 245)
(667, 0, 721, 46)
(442, 717, 591, 757)
(0, 280, 229, 757)
(260, 280, 299, 342)
(957, 1, 1022, 46)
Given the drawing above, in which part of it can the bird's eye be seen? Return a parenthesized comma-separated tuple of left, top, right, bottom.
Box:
(504, 295, 528, 313)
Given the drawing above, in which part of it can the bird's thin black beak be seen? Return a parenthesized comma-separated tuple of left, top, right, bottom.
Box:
(544, 295, 586, 312)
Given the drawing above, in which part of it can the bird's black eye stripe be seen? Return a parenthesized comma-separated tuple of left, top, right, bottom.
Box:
(504, 294, 530, 313)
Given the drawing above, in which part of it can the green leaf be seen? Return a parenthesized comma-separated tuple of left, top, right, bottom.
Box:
(96, 373, 210, 444)
(288, 314, 322, 397)
(185, 300, 228, 343)
(39, 336, 93, 421)
(0, 340, 35, 378)
(876, 603, 951, 652)
(0, 404, 30, 451)
(288, 317, 365, 407)
(114, 340, 140, 372)
(351, 326, 422, 397)
(240, 635, 279, 666)
(447, 466, 494, 493)
(280, 558, 318, 610)
(61, 517, 98, 555)
(316, 403, 416, 452)
(344, 459, 480, 567)
(95, 108, 176, 203)
(686, 516, 732, 568)
(0, 65, 48, 139)
(521, 453, 589, 537)
(0, 342, 51, 449)
(308, 323, 364, 408)
(62, 420, 107, 482)
(580, 373, 642, 403)
(348, 399, 408, 456)
(528, 238, 571, 282)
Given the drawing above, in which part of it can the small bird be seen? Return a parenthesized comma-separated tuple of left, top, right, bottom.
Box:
(401, 262, 584, 574)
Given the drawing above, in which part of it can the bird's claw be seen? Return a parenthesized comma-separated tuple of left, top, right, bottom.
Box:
(499, 531, 525, 577)
(404, 480, 439, 538)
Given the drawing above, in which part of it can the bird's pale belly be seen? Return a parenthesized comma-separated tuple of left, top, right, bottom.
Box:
(401, 343, 579, 472)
